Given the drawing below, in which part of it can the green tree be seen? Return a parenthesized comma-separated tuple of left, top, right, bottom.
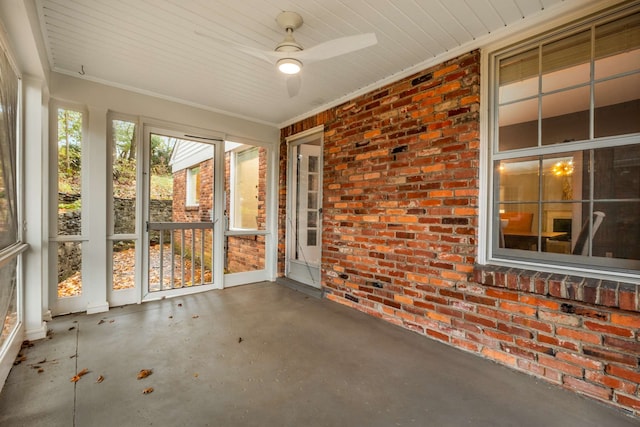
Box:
(113, 120, 136, 161)
(150, 134, 175, 175)
(112, 120, 137, 187)
(57, 109, 82, 204)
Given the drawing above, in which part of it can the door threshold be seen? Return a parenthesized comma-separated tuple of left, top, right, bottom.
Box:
(276, 277, 323, 299)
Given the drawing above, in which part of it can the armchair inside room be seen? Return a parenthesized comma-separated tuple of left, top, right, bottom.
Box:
(572, 211, 606, 256)
(500, 212, 534, 234)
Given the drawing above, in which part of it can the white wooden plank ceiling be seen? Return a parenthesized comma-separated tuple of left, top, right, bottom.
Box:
(35, 0, 595, 126)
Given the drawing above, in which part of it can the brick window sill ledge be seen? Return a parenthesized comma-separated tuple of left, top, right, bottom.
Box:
(473, 264, 639, 313)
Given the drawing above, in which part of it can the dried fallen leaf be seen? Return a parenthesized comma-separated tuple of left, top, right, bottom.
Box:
(192, 315, 199, 319)
(194, 373, 199, 378)
(37, 368, 44, 374)
(137, 369, 153, 380)
(109, 320, 115, 323)
(68, 326, 76, 331)
(142, 387, 154, 394)
(98, 319, 105, 325)
(38, 358, 47, 364)
(70, 368, 89, 383)
(96, 375, 104, 383)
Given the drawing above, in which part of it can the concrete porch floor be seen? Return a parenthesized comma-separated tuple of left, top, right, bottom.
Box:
(0, 282, 636, 426)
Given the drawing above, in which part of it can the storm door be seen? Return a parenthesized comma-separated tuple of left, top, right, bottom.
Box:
(286, 129, 323, 288)
(142, 127, 223, 299)
(223, 140, 272, 287)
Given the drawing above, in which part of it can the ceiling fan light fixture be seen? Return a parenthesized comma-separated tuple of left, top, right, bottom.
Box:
(277, 58, 302, 74)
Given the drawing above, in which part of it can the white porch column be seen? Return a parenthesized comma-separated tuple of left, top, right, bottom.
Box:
(23, 76, 48, 340)
(84, 106, 109, 314)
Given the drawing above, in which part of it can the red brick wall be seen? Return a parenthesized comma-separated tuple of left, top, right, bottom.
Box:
(171, 161, 214, 284)
(279, 50, 640, 417)
(172, 160, 214, 223)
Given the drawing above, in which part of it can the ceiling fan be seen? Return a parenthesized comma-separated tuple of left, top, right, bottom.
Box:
(196, 11, 377, 96)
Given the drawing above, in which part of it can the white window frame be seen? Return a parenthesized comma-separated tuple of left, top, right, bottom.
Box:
(481, 2, 640, 283)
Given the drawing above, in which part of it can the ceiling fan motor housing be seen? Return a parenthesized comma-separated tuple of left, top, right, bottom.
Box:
(275, 11, 304, 52)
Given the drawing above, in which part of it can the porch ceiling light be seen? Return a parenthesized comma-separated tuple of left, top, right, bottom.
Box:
(277, 58, 302, 74)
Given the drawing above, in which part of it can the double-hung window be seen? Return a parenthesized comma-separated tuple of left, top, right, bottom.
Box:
(489, 5, 640, 275)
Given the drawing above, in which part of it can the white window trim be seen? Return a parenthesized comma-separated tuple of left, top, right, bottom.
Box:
(478, 1, 640, 284)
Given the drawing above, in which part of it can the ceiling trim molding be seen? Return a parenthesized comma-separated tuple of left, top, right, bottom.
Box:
(52, 68, 280, 128)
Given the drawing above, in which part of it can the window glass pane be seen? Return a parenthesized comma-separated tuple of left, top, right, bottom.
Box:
(595, 11, 640, 79)
(595, 49, 640, 80)
(541, 202, 577, 255)
(496, 158, 540, 202)
(499, 79, 538, 105)
(112, 240, 135, 291)
(542, 62, 591, 93)
(57, 108, 82, 236)
(593, 201, 640, 261)
(499, 48, 539, 89)
(594, 74, 640, 138)
(592, 145, 640, 200)
(0, 48, 18, 252)
(307, 229, 317, 246)
(186, 166, 200, 206)
(541, 86, 590, 145)
(233, 147, 259, 229)
(498, 98, 538, 151)
(0, 257, 17, 351)
(308, 156, 319, 173)
(58, 241, 82, 298)
(149, 134, 176, 223)
(307, 211, 317, 228)
(307, 192, 318, 210)
(112, 120, 137, 234)
(542, 154, 582, 202)
(309, 174, 318, 192)
(498, 203, 538, 251)
(570, 206, 606, 257)
(541, 30, 591, 92)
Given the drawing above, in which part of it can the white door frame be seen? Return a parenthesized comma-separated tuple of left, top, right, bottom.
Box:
(223, 137, 277, 287)
(285, 125, 324, 288)
(141, 125, 224, 302)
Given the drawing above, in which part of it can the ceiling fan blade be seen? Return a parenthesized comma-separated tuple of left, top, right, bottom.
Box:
(286, 74, 301, 97)
(194, 30, 278, 64)
(297, 33, 377, 63)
